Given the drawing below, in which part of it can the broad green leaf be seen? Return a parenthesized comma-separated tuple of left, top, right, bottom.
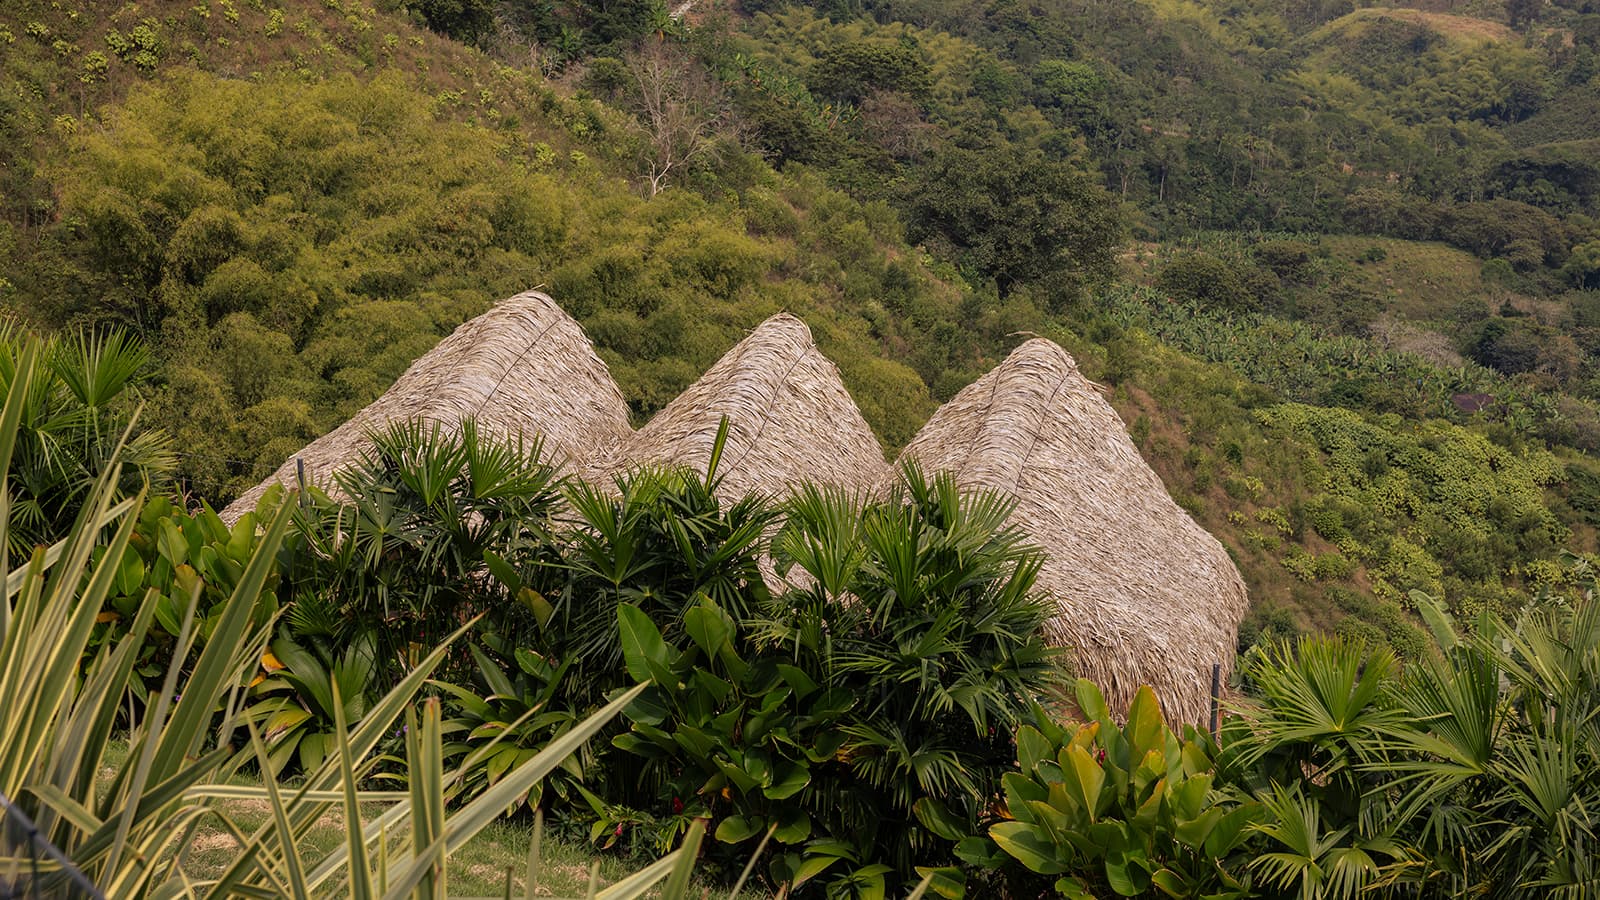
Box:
(763, 763, 809, 800)
(1105, 850, 1151, 897)
(519, 588, 554, 628)
(1124, 686, 1165, 763)
(1060, 744, 1107, 822)
(1075, 679, 1111, 727)
(990, 822, 1068, 875)
(1002, 772, 1048, 824)
(773, 809, 811, 844)
(684, 599, 733, 659)
(789, 853, 843, 887)
(776, 664, 818, 699)
(617, 604, 673, 685)
(1017, 725, 1054, 774)
(913, 866, 966, 900)
(482, 549, 522, 592)
(913, 797, 967, 842)
(115, 545, 145, 597)
(716, 815, 765, 844)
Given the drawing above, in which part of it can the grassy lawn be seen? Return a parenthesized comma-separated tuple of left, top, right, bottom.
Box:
(101, 743, 766, 898)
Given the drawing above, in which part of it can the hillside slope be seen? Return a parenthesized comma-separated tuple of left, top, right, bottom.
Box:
(4, 0, 1599, 661)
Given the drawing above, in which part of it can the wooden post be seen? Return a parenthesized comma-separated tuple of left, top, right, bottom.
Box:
(1209, 663, 1222, 735)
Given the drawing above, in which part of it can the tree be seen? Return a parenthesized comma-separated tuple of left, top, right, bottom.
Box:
(622, 42, 736, 197)
(901, 141, 1123, 296)
(1508, 0, 1543, 31)
(1565, 240, 1600, 289)
(807, 39, 933, 105)
(405, 0, 495, 43)
(1156, 252, 1253, 311)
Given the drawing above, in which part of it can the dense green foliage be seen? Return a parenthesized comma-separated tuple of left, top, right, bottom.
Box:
(244, 420, 1055, 895)
(0, 326, 173, 553)
(0, 0, 1054, 498)
(8, 0, 1600, 651)
(980, 684, 1261, 899)
(976, 595, 1600, 898)
(599, 467, 1058, 891)
(0, 337, 708, 900)
(4, 331, 1598, 899)
(725, 0, 1600, 245)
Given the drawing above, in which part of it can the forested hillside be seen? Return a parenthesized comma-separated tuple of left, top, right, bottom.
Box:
(4, 0, 1600, 656)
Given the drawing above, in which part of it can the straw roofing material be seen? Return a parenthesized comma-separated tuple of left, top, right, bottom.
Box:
(618, 314, 889, 501)
(891, 338, 1249, 726)
(220, 290, 632, 523)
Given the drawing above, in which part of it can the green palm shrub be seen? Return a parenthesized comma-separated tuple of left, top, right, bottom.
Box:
(284, 418, 566, 690)
(1224, 592, 1600, 898)
(981, 681, 1260, 899)
(1369, 591, 1600, 897)
(1225, 635, 1416, 899)
(763, 469, 1061, 877)
(602, 464, 1061, 897)
(971, 588, 1598, 899)
(549, 446, 777, 706)
(0, 325, 173, 556)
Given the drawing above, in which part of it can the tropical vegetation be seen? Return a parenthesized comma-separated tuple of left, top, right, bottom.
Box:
(4, 0, 1600, 893)
(5, 321, 1597, 897)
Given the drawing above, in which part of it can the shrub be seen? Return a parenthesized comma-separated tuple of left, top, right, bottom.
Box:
(981, 681, 1261, 899)
(599, 461, 1060, 895)
(1156, 253, 1252, 311)
(283, 418, 565, 691)
(1254, 239, 1315, 283)
(0, 326, 174, 555)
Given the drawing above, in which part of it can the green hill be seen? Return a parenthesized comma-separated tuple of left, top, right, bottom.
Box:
(5, 0, 1600, 660)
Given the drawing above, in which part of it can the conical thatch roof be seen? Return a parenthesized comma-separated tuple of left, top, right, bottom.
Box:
(891, 339, 1249, 726)
(619, 314, 889, 500)
(220, 290, 631, 522)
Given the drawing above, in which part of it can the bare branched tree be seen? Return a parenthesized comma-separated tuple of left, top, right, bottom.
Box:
(623, 42, 734, 197)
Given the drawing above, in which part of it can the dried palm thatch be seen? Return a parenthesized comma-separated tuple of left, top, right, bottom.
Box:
(891, 338, 1249, 726)
(220, 290, 632, 522)
(618, 314, 889, 501)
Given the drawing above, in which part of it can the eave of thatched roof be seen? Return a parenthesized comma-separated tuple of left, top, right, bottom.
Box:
(220, 290, 631, 522)
(618, 314, 889, 500)
(890, 338, 1250, 726)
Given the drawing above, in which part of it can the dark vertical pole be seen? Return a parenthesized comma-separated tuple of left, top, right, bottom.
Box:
(1209, 662, 1222, 735)
(295, 457, 307, 509)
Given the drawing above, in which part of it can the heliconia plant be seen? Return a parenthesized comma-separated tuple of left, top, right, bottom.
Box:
(979, 680, 1261, 899)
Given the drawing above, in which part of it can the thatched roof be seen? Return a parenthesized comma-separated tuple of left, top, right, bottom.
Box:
(220, 290, 631, 522)
(890, 338, 1249, 726)
(619, 314, 888, 500)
